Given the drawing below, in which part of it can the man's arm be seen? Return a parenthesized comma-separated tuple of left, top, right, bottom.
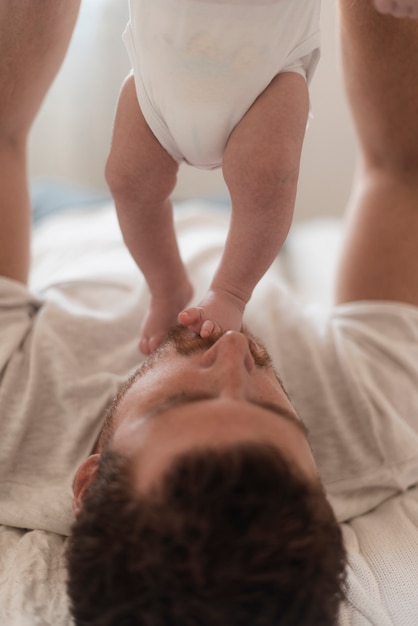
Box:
(335, 0, 418, 306)
(0, 1, 80, 285)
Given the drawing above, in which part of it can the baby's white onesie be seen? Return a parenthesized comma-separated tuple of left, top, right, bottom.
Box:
(124, 0, 321, 168)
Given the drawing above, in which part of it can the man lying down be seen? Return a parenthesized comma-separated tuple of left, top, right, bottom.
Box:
(1, 1, 418, 625)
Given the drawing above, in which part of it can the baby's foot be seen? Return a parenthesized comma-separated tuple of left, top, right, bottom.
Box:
(374, 0, 418, 18)
(178, 289, 246, 339)
(140, 281, 193, 354)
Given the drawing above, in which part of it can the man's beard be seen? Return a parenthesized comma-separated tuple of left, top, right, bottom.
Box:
(166, 323, 273, 368)
(96, 324, 274, 452)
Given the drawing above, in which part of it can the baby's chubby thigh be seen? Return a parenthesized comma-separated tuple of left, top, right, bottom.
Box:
(106, 75, 178, 209)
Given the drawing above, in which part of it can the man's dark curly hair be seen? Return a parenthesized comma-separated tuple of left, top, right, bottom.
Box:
(67, 442, 346, 626)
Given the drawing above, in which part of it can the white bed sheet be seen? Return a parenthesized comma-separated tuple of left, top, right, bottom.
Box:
(1, 201, 417, 626)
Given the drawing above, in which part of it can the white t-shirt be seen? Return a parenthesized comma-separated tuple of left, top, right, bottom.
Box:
(0, 277, 143, 535)
(1, 206, 418, 539)
(248, 294, 418, 522)
(1, 205, 418, 624)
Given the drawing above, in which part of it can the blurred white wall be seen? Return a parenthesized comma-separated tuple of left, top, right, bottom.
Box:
(29, 0, 357, 220)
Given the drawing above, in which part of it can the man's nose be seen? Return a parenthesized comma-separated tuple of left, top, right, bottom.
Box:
(202, 331, 255, 374)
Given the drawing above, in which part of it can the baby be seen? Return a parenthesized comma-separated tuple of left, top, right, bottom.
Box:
(106, 0, 321, 354)
(374, 0, 418, 17)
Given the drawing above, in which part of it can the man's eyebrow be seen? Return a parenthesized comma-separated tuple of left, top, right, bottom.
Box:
(145, 393, 309, 438)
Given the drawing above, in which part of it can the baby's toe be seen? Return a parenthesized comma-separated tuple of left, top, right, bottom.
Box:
(200, 319, 224, 339)
(178, 307, 203, 326)
(200, 319, 215, 338)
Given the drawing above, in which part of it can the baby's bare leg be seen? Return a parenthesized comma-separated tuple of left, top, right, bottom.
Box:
(373, 0, 418, 18)
(179, 72, 309, 337)
(106, 76, 193, 354)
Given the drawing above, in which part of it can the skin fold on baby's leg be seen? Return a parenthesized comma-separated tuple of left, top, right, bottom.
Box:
(373, 0, 418, 18)
(106, 76, 193, 355)
(179, 71, 310, 339)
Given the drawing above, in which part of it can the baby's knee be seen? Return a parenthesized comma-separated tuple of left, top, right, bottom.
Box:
(106, 142, 178, 207)
(223, 152, 299, 201)
(105, 146, 139, 204)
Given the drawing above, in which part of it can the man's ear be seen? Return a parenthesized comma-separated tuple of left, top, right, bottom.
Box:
(72, 454, 100, 517)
